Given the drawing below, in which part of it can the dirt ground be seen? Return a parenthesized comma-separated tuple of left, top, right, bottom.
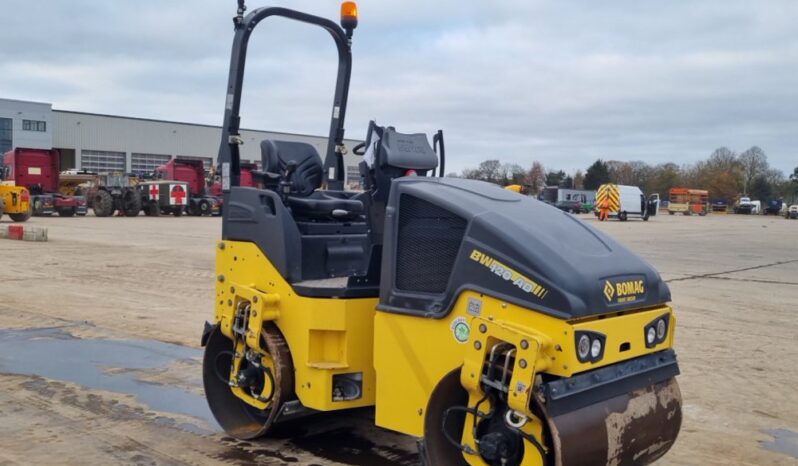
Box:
(0, 212, 796, 465)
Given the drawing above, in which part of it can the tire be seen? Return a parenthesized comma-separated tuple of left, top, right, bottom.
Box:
(172, 207, 183, 217)
(9, 208, 32, 222)
(92, 190, 114, 217)
(199, 199, 212, 216)
(121, 189, 142, 217)
(32, 198, 45, 216)
(619, 212, 628, 221)
(57, 207, 76, 217)
(144, 202, 160, 217)
(187, 202, 200, 216)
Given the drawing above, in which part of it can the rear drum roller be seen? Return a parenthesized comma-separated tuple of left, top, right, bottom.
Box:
(422, 369, 471, 466)
(203, 323, 294, 439)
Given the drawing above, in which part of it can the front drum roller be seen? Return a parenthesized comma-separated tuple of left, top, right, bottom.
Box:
(202, 323, 294, 439)
(422, 369, 682, 466)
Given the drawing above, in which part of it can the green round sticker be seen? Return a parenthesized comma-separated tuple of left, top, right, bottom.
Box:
(454, 322, 470, 343)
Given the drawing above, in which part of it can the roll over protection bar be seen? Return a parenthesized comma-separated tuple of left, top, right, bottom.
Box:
(217, 2, 354, 199)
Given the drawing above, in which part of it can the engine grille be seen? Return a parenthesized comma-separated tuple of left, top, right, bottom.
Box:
(396, 194, 467, 293)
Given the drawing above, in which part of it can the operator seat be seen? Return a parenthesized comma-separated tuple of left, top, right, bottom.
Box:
(260, 140, 364, 219)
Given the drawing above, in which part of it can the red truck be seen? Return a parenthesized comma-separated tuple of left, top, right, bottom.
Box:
(1, 148, 87, 217)
(209, 161, 258, 197)
(154, 158, 221, 216)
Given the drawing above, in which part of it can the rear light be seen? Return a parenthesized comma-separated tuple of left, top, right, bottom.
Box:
(404, 169, 417, 176)
(20, 191, 30, 202)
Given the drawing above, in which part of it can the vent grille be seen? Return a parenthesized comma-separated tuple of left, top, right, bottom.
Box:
(396, 195, 466, 293)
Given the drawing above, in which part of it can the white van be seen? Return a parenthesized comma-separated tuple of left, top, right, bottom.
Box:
(596, 184, 659, 221)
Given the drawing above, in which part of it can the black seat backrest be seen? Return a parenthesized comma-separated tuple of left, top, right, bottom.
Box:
(260, 140, 323, 197)
(379, 129, 438, 170)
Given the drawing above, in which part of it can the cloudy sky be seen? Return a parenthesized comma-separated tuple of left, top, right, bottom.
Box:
(2, 1, 796, 174)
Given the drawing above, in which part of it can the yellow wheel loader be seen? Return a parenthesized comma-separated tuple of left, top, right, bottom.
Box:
(202, 3, 682, 465)
(0, 185, 32, 222)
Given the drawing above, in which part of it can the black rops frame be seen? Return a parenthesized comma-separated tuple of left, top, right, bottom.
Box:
(217, 2, 354, 199)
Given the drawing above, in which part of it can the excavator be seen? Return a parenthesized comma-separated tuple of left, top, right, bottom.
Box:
(201, 3, 682, 465)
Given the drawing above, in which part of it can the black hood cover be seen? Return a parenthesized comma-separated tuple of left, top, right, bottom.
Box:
(379, 178, 670, 320)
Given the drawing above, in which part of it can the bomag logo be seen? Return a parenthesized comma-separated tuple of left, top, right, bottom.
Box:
(470, 249, 548, 299)
(604, 279, 645, 303)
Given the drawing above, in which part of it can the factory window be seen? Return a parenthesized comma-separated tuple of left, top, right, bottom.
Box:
(81, 150, 126, 174)
(22, 119, 47, 132)
(131, 153, 171, 175)
(0, 118, 11, 154)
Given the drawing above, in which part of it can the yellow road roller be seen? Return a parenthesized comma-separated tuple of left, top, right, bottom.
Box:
(202, 3, 682, 465)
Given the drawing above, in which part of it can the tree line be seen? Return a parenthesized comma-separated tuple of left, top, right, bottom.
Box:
(451, 146, 798, 203)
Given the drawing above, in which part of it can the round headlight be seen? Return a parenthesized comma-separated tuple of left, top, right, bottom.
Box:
(577, 334, 590, 360)
(656, 319, 667, 340)
(646, 327, 656, 345)
(590, 339, 602, 359)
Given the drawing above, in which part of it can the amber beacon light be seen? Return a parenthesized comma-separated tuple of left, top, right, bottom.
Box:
(340, 1, 358, 33)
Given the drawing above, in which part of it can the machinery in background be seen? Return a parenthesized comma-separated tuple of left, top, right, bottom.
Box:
(667, 188, 709, 216)
(763, 199, 785, 216)
(200, 3, 682, 466)
(154, 158, 221, 216)
(138, 179, 189, 217)
(88, 173, 190, 217)
(785, 204, 798, 219)
(89, 173, 142, 217)
(540, 186, 596, 213)
(710, 199, 729, 214)
(1, 148, 87, 217)
(595, 183, 659, 221)
(59, 170, 98, 198)
(734, 196, 760, 215)
(0, 185, 32, 222)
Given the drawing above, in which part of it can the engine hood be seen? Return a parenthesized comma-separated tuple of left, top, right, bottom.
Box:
(379, 178, 670, 320)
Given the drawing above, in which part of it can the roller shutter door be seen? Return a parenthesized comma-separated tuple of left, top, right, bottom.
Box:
(132, 153, 171, 174)
(81, 150, 126, 173)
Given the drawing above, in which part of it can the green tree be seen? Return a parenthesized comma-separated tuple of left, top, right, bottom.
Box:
(584, 160, 610, 190)
(749, 176, 771, 202)
(739, 146, 768, 195)
(545, 170, 566, 186)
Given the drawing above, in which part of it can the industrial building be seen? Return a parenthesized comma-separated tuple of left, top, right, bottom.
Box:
(0, 97, 362, 187)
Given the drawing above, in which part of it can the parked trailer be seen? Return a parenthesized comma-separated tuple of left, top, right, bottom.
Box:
(1, 148, 87, 217)
(154, 158, 220, 216)
(140, 180, 189, 217)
